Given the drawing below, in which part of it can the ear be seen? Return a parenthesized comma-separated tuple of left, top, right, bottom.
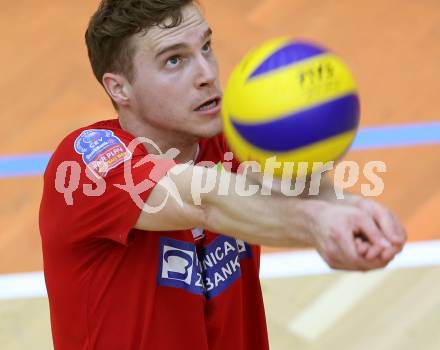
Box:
(102, 73, 131, 107)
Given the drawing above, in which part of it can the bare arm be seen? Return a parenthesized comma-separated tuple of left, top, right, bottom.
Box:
(134, 164, 405, 271)
(134, 164, 316, 247)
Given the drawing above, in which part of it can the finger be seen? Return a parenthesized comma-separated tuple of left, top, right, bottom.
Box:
(360, 223, 385, 261)
(336, 230, 371, 270)
(333, 236, 394, 271)
(360, 249, 394, 269)
(356, 215, 390, 259)
(355, 237, 369, 256)
(390, 211, 407, 249)
(325, 242, 385, 272)
(365, 244, 384, 260)
(320, 229, 365, 271)
(353, 199, 404, 247)
(360, 256, 390, 270)
(372, 208, 403, 246)
(363, 238, 398, 265)
(380, 245, 400, 261)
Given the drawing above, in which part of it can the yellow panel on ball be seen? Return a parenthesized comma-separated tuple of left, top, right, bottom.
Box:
(222, 38, 361, 177)
(225, 54, 357, 123)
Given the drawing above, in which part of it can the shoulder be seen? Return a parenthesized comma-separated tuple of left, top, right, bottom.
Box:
(47, 119, 141, 178)
(63, 119, 135, 153)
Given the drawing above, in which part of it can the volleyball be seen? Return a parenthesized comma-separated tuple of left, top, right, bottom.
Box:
(222, 37, 360, 177)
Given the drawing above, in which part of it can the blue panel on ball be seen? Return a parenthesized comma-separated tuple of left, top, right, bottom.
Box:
(230, 94, 360, 152)
(249, 42, 326, 80)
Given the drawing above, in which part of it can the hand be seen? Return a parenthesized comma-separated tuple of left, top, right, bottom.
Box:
(344, 195, 407, 261)
(309, 200, 404, 271)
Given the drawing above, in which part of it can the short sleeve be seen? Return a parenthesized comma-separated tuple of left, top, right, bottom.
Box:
(40, 127, 175, 246)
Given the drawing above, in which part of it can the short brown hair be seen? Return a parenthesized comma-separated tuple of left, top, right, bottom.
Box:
(85, 0, 194, 107)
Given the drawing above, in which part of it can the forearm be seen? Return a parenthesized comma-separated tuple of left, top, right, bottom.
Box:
(139, 164, 318, 247)
(200, 169, 318, 247)
(137, 164, 405, 271)
(301, 174, 359, 204)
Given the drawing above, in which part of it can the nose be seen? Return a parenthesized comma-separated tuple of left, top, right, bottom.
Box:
(194, 55, 217, 89)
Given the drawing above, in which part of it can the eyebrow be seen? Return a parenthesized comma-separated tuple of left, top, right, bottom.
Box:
(155, 28, 213, 59)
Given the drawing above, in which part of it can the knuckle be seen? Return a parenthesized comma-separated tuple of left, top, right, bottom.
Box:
(356, 215, 371, 229)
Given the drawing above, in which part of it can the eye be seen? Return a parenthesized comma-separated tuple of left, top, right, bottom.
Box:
(202, 40, 212, 54)
(165, 55, 182, 68)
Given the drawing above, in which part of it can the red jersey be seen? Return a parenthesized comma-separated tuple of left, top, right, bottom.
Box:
(39, 119, 269, 350)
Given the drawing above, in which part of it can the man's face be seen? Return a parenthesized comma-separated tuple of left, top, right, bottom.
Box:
(129, 4, 222, 139)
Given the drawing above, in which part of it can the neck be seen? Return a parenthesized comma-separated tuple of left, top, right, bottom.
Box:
(118, 110, 200, 163)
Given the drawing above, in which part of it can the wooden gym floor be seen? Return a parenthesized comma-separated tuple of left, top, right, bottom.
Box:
(0, 0, 439, 349)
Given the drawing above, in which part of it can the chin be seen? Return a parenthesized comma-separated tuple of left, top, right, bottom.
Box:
(196, 117, 223, 139)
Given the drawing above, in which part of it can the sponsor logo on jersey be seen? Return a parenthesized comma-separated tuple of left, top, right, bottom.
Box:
(157, 236, 253, 299)
(200, 235, 243, 299)
(74, 129, 131, 177)
(157, 237, 205, 295)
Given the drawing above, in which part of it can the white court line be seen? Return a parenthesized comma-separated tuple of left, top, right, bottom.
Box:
(260, 239, 440, 279)
(0, 272, 46, 300)
(0, 240, 439, 301)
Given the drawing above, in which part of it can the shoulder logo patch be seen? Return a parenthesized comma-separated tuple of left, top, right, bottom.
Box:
(74, 129, 131, 177)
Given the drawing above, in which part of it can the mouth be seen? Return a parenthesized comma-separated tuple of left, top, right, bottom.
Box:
(194, 96, 222, 113)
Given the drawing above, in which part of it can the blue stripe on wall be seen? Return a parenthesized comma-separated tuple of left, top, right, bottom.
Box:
(352, 122, 440, 150)
(0, 122, 439, 179)
(0, 153, 52, 178)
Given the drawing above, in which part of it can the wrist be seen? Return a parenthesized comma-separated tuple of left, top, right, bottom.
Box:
(284, 198, 329, 247)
